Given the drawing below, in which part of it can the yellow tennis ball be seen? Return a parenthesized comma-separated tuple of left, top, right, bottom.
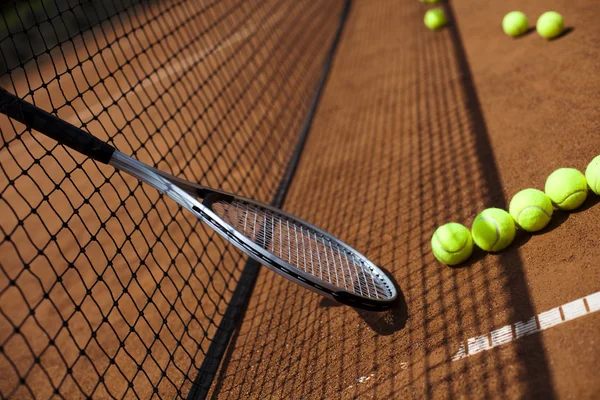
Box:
(419, 0, 441, 3)
(424, 8, 447, 31)
(509, 188, 553, 232)
(502, 11, 529, 37)
(431, 223, 473, 266)
(536, 11, 564, 39)
(585, 155, 600, 195)
(544, 168, 588, 210)
(471, 208, 516, 252)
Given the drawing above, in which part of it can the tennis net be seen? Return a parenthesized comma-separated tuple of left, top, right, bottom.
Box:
(0, 0, 348, 398)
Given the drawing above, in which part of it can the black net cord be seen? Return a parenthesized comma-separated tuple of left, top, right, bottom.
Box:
(186, 1, 354, 398)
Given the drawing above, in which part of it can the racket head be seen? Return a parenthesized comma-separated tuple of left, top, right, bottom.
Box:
(200, 193, 398, 311)
(111, 151, 397, 311)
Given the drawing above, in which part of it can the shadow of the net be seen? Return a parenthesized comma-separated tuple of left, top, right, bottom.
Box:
(203, 0, 585, 397)
(438, 2, 558, 398)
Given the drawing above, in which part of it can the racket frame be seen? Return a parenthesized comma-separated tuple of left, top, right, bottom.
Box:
(112, 152, 397, 310)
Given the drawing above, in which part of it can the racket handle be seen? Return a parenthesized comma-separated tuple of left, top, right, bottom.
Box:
(0, 86, 115, 164)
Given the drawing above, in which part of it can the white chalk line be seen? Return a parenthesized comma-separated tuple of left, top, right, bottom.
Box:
(452, 290, 600, 361)
(0, 8, 286, 164)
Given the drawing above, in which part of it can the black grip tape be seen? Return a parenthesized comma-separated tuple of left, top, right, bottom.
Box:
(0, 87, 115, 164)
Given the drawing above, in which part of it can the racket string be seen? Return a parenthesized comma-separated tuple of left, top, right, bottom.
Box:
(211, 200, 392, 300)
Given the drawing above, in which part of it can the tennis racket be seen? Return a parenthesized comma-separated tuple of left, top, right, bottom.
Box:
(0, 87, 397, 311)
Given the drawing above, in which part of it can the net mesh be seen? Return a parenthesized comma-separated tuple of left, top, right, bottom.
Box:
(0, 0, 346, 398)
(211, 199, 394, 300)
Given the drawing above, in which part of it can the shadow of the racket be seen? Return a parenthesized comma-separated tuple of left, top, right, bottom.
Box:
(319, 265, 407, 335)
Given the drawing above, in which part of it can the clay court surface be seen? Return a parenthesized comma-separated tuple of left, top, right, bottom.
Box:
(1, 0, 599, 398)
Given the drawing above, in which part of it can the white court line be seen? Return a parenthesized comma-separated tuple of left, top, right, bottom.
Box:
(452, 290, 600, 361)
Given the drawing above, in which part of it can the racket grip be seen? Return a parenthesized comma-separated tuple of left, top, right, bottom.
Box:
(0, 87, 115, 164)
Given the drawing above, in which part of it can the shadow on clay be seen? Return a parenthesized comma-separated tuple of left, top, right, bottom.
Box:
(319, 265, 408, 336)
(548, 26, 574, 41)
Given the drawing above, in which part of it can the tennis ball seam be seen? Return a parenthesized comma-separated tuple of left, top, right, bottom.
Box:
(433, 231, 468, 254)
(477, 216, 500, 250)
(554, 189, 587, 206)
(516, 205, 551, 222)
